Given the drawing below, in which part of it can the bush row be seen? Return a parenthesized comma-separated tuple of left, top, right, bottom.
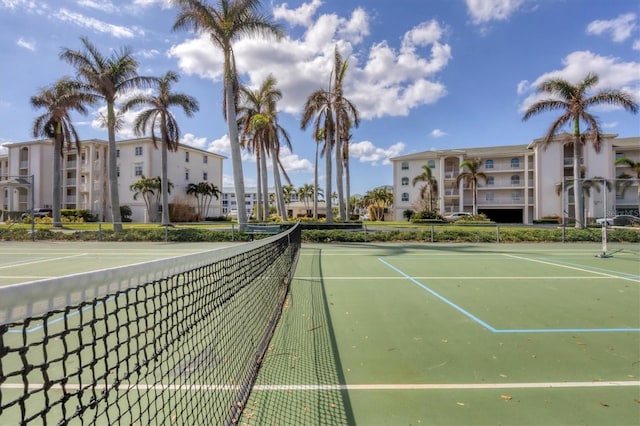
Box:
(1, 226, 637, 243)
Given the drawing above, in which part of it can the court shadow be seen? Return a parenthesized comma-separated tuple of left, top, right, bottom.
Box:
(242, 248, 354, 425)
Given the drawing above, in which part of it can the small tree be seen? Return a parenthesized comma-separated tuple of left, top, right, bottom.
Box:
(187, 182, 221, 220)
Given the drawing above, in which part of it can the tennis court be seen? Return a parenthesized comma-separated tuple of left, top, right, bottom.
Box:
(0, 238, 638, 425)
(245, 242, 640, 425)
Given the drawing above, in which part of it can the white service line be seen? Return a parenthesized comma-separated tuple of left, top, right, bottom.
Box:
(504, 254, 640, 283)
(0, 253, 88, 270)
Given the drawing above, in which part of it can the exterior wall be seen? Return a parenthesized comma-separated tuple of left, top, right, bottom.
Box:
(0, 138, 225, 223)
(391, 134, 639, 224)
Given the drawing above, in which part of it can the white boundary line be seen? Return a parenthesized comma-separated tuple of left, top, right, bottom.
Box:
(504, 254, 640, 283)
(296, 276, 617, 280)
(0, 253, 88, 270)
(2, 381, 638, 391)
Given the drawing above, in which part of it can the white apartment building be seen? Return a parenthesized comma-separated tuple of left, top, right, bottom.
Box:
(0, 137, 225, 223)
(391, 134, 639, 223)
(221, 187, 301, 217)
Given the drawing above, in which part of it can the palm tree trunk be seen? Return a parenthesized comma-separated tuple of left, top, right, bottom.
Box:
(52, 134, 62, 227)
(256, 150, 262, 221)
(325, 136, 333, 223)
(335, 132, 345, 221)
(313, 142, 319, 219)
(107, 103, 122, 231)
(260, 148, 269, 220)
(161, 138, 170, 226)
(345, 146, 351, 221)
(573, 137, 584, 228)
(270, 149, 286, 221)
(224, 68, 247, 231)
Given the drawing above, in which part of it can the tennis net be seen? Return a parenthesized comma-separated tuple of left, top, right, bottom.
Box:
(0, 223, 301, 425)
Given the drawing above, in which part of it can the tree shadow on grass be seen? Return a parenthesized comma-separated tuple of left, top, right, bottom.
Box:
(242, 247, 354, 425)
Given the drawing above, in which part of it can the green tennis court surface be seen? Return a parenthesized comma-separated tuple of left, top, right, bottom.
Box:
(0, 240, 638, 425)
(245, 242, 640, 425)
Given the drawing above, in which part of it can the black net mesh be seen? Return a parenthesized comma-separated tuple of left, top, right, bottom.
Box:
(0, 224, 301, 425)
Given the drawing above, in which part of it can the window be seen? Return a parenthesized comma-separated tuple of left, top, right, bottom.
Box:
(117, 166, 120, 177)
(401, 192, 409, 202)
(135, 146, 143, 156)
(511, 175, 520, 185)
(485, 192, 494, 201)
(427, 160, 436, 168)
(512, 191, 521, 201)
(511, 158, 520, 168)
(401, 161, 409, 170)
(485, 159, 494, 169)
(203, 172, 208, 181)
(401, 177, 409, 186)
(116, 149, 120, 158)
(185, 152, 190, 162)
(203, 155, 208, 164)
(185, 170, 189, 181)
(487, 176, 494, 185)
(134, 163, 143, 177)
(615, 152, 624, 160)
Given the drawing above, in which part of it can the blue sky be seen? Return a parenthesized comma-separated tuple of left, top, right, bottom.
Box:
(1, 0, 638, 196)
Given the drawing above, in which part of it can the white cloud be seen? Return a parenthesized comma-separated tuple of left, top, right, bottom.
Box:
(57, 8, 143, 38)
(634, 40, 640, 50)
(431, 129, 447, 138)
(77, 0, 118, 14)
(274, 147, 313, 172)
(350, 141, 405, 165)
(601, 121, 618, 129)
(169, 8, 450, 121)
(273, 0, 323, 28)
(16, 37, 35, 51)
(516, 79, 529, 95)
(181, 133, 209, 150)
(586, 13, 636, 43)
(519, 51, 640, 112)
(465, 0, 525, 25)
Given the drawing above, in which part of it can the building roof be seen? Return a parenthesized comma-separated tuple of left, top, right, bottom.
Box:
(390, 143, 530, 161)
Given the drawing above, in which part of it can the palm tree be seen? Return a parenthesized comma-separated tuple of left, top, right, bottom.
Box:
(121, 71, 199, 226)
(301, 89, 334, 222)
(60, 37, 157, 231)
(238, 75, 291, 221)
(614, 157, 640, 213)
(172, 0, 283, 231)
(412, 164, 438, 212)
(556, 166, 611, 222)
(130, 176, 161, 222)
(522, 72, 638, 228)
(282, 184, 295, 218)
(297, 184, 314, 215)
(362, 187, 393, 221)
(30, 78, 96, 227)
(187, 182, 221, 220)
(331, 46, 360, 221)
(456, 158, 487, 215)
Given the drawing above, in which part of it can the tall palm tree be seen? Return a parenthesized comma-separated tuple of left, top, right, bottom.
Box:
(456, 158, 487, 215)
(301, 89, 335, 222)
(60, 36, 157, 231)
(331, 46, 360, 221)
(121, 71, 199, 226)
(172, 0, 283, 231)
(30, 78, 96, 227)
(311, 128, 324, 219)
(614, 157, 640, 213)
(238, 75, 291, 221)
(412, 164, 438, 212)
(522, 72, 638, 228)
